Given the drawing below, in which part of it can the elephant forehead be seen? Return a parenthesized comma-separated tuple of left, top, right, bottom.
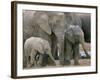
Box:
(36, 15, 51, 35)
(73, 27, 83, 36)
(37, 14, 48, 24)
(68, 25, 83, 35)
(39, 14, 48, 21)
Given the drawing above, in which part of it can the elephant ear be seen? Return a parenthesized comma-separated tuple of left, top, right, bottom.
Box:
(37, 13, 51, 35)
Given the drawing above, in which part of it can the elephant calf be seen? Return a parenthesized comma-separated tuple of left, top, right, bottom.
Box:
(23, 37, 56, 68)
(64, 25, 90, 65)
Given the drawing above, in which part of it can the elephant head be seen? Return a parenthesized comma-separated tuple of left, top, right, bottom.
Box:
(33, 11, 52, 35)
(23, 11, 90, 66)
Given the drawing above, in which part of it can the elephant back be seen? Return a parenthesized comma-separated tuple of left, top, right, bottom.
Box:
(24, 37, 45, 54)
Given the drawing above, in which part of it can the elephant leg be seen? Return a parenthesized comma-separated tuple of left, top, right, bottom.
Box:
(64, 39, 72, 65)
(24, 47, 30, 68)
(51, 32, 58, 60)
(51, 38, 58, 59)
(25, 49, 31, 68)
(58, 39, 65, 65)
(35, 52, 48, 67)
(26, 55, 31, 68)
(41, 53, 49, 66)
(23, 53, 27, 68)
(29, 49, 37, 67)
(73, 44, 80, 65)
(53, 31, 65, 65)
(36, 54, 44, 67)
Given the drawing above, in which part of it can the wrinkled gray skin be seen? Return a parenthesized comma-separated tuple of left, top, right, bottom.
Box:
(64, 25, 90, 65)
(23, 11, 59, 60)
(23, 11, 51, 45)
(23, 11, 91, 65)
(24, 37, 56, 68)
(23, 11, 66, 65)
(65, 12, 91, 42)
(79, 14, 91, 42)
(53, 13, 91, 60)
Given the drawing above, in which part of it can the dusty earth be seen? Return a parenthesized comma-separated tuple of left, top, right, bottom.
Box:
(55, 59, 91, 67)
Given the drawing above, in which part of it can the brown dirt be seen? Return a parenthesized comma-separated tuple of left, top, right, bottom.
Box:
(55, 59, 91, 67)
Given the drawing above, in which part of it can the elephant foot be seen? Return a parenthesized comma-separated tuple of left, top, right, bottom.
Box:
(59, 60, 65, 66)
(74, 62, 80, 65)
(60, 60, 71, 66)
(64, 60, 71, 65)
(81, 55, 90, 59)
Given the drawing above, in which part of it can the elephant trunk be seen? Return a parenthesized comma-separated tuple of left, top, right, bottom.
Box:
(47, 52, 56, 66)
(81, 42, 90, 58)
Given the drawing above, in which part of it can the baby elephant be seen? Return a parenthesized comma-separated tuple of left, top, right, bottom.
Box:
(64, 25, 90, 65)
(23, 37, 56, 68)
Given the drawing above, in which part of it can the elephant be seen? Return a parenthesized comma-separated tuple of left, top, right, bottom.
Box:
(23, 11, 91, 65)
(64, 12, 91, 43)
(23, 11, 59, 60)
(23, 37, 56, 68)
(79, 13, 91, 42)
(23, 11, 51, 45)
(23, 11, 66, 65)
(64, 25, 90, 65)
(49, 12, 91, 61)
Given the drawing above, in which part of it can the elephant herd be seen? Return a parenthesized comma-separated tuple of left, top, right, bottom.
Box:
(23, 11, 91, 68)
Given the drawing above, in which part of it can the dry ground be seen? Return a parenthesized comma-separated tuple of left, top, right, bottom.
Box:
(55, 59, 91, 67)
(27, 58, 91, 69)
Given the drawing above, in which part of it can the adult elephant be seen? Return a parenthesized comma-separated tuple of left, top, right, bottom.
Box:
(64, 25, 90, 65)
(79, 13, 91, 42)
(23, 11, 66, 65)
(23, 11, 51, 45)
(23, 11, 90, 65)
